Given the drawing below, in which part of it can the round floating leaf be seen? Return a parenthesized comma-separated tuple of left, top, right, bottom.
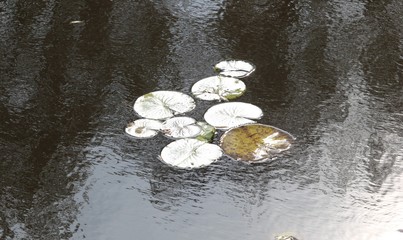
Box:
(214, 60, 256, 78)
(196, 121, 216, 143)
(220, 124, 295, 162)
(161, 117, 202, 139)
(204, 102, 263, 130)
(133, 91, 196, 120)
(160, 139, 223, 169)
(125, 119, 163, 138)
(191, 76, 246, 101)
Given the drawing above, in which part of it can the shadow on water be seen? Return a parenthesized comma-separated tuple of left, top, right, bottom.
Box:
(1, 0, 403, 240)
(1, 0, 171, 239)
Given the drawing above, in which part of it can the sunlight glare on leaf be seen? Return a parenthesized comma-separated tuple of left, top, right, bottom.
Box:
(125, 119, 163, 139)
(160, 139, 222, 169)
(214, 60, 256, 78)
(133, 91, 196, 120)
(204, 102, 263, 130)
(191, 76, 246, 101)
(161, 116, 202, 139)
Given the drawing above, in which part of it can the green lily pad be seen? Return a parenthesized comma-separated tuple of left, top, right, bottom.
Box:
(160, 139, 223, 169)
(220, 124, 295, 162)
(195, 122, 216, 142)
(204, 102, 263, 130)
(133, 91, 196, 120)
(125, 119, 163, 138)
(214, 60, 256, 78)
(191, 76, 246, 101)
(161, 117, 202, 139)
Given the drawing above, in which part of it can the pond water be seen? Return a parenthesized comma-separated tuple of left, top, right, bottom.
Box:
(1, 0, 403, 239)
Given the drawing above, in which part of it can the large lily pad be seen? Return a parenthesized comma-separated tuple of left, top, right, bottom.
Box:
(125, 119, 163, 138)
(133, 91, 196, 120)
(160, 139, 223, 169)
(204, 102, 263, 130)
(161, 117, 202, 139)
(191, 76, 246, 101)
(214, 60, 256, 78)
(220, 124, 295, 162)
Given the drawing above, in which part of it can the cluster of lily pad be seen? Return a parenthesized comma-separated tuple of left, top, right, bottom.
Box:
(125, 60, 295, 169)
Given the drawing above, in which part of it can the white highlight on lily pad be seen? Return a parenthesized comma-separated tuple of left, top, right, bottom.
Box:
(160, 139, 223, 169)
(204, 102, 263, 130)
(125, 119, 163, 138)
(214, 60, 256, 78)
(161, 117, 202, 139)
(191, 76, 246, 101)
(133, 91, 196, 120)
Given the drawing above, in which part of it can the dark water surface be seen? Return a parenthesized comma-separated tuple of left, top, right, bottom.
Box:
(1, 0, 403, 239)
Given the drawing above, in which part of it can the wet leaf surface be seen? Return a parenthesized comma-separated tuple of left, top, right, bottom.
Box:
(133, 91, 196, 120)
(191, 76, 246, 101)
(161, 117, 202, 139)
(160, 139, 222, 169)
(214, 60, 256, 78)
(204, 102, 263, 130)
(125, 119, 163, 138)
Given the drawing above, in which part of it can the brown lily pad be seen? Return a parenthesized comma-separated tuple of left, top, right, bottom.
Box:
(220, 124, 295, 162)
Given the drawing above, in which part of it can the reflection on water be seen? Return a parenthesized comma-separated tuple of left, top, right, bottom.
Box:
(1, 0, 402, 239)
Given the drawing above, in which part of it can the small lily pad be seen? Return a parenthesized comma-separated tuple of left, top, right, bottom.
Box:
(160, 139, 223, 169)
(275, 234, 299, 240)
(133, 91, 196, 120)
(214, 60, 256, 78)
(125, 119, 163, 138)
(196, 122, 216, 142)
(220, 124, 295, 162)
(191, 76, 246, 101)
(204, 102, 263, 130)
(161, 117, 202, 139)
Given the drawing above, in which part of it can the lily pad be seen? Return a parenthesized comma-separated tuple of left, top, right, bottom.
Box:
(214, 60, 256, 78)
(204, 102, 263, 130)
(195, 122, 216, 142)
(125, 119, 163, 138)
(220, 124, 295, 162)
(275, 234, 299, 240)
(160, 139, 223, 169)
(191, 76, 246, 101)
(133, 91, 196, 120)
(161, 117, 202, 139)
